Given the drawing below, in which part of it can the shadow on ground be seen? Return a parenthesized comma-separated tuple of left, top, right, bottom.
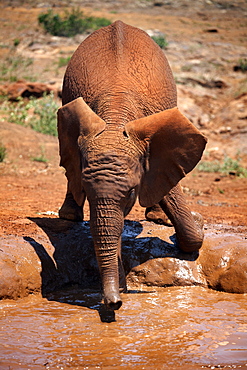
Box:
(23, 217, 198, 321)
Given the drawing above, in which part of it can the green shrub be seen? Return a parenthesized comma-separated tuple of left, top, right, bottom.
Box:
(151, 35, 168, 49)
(58, 56, 71, 68)
(238, 58, 247, 72)
(197, 161, 221, 173)
(13, 39, 20, 47)
(30, 94, 59, 136)
(0, 143, 6, 162)
(197, 156, 247, 178)
(32, 147, 48, 163)
(38, 8, 111, 37)
(3, 93, 59, 136)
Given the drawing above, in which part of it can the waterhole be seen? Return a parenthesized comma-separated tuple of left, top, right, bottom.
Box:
(0, 286, 246, 369)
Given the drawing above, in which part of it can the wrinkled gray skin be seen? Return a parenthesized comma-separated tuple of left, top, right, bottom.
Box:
(58, 21, 207, 310)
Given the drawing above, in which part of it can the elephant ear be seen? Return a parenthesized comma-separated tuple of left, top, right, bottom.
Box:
(125, 107, 207, 207)
(57, 97, 106, 205)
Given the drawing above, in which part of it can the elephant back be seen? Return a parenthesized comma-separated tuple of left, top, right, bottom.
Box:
(62, 20, 177, 122)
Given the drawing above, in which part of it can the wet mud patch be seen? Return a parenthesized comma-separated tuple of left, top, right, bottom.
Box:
(0, 219, 247, 301)
(0, 286, 246, 369)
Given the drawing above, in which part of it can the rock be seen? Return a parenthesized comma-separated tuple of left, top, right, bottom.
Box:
(0, 81, 58, 100)
(177, 77, 227, 89)
(233, 58, 247, 72)
(0, 236, 42, 299)
(127, 258, 207, 288)
(0, 219, 246, 300)
(204, 28, 218, 33)
(74, 34, 88, 44)
(215, 126, 232, 134)
(0, 259, 23, 300)
(28, 42, 45, 51)
(177, 87, 211, 128)
(198, 233, 247, 294)
(217, 257, 247, 293)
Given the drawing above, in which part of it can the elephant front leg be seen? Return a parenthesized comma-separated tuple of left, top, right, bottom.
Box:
(159, 184, 204, 253)
(59, 184, 85, 221)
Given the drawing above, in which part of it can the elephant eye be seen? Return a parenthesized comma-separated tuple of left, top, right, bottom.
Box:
(128, 188, 135, 199)
(124, 188, 137, 217)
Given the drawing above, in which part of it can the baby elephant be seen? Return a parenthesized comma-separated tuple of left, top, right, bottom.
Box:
(58, 21, 207, 310)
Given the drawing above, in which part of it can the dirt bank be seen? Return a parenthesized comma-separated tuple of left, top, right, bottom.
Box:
(0, 0, 246, 280)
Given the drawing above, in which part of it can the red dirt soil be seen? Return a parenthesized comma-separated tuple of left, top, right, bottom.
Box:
(0, 0, 246, 239)
(0, 122, 246, 238)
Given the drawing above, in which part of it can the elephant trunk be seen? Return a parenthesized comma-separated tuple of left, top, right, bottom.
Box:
(89, 199, 124, 310)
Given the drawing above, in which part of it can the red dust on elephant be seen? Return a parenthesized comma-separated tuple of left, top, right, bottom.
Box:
(57, 21, 207, 310)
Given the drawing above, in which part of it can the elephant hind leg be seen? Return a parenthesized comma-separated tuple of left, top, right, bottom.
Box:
(159, 184, 204, 253)
(59, 191, 84, 221)
(145, 204, 172, 226)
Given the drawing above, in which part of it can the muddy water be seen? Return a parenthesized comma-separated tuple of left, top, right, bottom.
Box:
(0, 287, 246, 370)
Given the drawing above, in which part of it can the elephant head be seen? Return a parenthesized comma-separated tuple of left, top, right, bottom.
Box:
(57, 96, 206, 310)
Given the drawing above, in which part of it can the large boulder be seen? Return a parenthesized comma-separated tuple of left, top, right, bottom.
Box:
(0, 81, 59, 100)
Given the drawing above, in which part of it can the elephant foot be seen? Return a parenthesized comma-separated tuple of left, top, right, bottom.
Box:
(178, 233, 204, 253)
(191, 211, 204, 230)
(145, 204, 172, 226)
(177, 212, 204, 253)
(59, 193, 83, 221)
(158, 186, 205, 254)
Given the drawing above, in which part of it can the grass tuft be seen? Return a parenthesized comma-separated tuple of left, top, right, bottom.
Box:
(197, 156, 247, 178)
(151, 35, 168, 49)
(58, 56, 71, 68)
(3, 93, 59, 136)
(32, 146, 48, 163)
(38, 8, 111, 37)
(0, 55, 33, 82)
(0, 143, 6, 162)
(236, 58, 247, 72)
